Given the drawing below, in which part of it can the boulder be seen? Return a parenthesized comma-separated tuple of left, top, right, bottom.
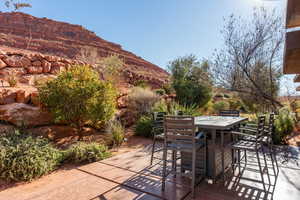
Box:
(0, 89, 16, 104)
(50, 62, 65, 74)
(0, 68, 27, 78)
(26, 66, 43, 74)
(0, 103, 53, 127)
(3, 55, 31, 67)
(32, 60, 42, 67)
(0, 59, 7, 69)
(42, 60, 51, 73)
(30, 91, 40, 106)
(16, 89, 31, 103)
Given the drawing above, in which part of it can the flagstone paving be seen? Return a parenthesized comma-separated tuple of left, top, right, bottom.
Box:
(0, 146, 299, 200)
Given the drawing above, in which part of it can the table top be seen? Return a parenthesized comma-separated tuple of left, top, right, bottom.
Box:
(195, 116, 248, 130)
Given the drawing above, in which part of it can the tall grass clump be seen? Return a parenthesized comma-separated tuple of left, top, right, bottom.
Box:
(128, 87, 159, 118)
(107, 120, 125, 147)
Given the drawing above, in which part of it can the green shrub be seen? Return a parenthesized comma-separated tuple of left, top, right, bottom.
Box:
(66, 142, 111, 164)
(154, 89, 166, 96)
(135, 115, 154, 138)
(107, 120, 125, 147)
(162, 83, 174, 95)
(214, 93, 224, 98)
(0, 130, 63, 182)
(39, 65, 116, 140)
(7, 73, 17, 87)
(273, 108, 296, 144)
(168, 102, 201, 116)
(128, 87, 159, 118)
(134, 80, 149, 88)
(223, 94, 231, 98)
(212, 101, 230, 113)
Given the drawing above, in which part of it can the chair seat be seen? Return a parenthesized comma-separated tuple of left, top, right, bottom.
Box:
(166, 141, 205, 152)
(228, 140, 261, 151)
(242, 135, 269, 143)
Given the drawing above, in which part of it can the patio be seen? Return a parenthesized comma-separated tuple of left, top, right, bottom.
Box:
(0, 144, 299, 200)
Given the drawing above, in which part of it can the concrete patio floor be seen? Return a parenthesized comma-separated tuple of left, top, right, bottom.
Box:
(0, 145, 299, 200)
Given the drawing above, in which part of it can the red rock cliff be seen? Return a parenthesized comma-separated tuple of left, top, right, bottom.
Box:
(0, 12, 168, 87)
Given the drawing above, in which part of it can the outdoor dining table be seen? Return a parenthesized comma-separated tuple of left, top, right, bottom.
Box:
(194, 116, 248, 183)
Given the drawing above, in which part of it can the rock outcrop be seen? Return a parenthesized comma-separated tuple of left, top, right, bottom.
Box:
(0, 12, 169, 88)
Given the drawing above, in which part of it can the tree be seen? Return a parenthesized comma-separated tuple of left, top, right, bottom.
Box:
(213, 8, 284, 111)
(39, 65, 117, 140)
(168, 55, 212, 107)
(2, 0, 31, 11)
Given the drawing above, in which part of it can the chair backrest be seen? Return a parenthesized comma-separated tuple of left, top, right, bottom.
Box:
(152, 112, 166, 127)
(164, 115, 196, 143)
(219, 110, 240, 117)
(256, 116, 266, 140)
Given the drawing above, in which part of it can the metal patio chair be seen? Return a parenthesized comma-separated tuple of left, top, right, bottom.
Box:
(161, 115, 206, 198)
(150, 112, 166, 165)
(219, 110, 240, 117)
(240, 113, 279, 178)
(226, 116, 271, 194)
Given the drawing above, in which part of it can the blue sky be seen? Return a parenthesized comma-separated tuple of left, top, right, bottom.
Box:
(1, 0, 293, 95)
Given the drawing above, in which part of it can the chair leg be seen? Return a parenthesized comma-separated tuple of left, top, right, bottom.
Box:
(238, 150, 241, 174)
(161, 141, 167, 192)
(256, 150, 267, 193)
(221, 131, 225, 184)
(192, 147, 196, 198)
(150, 137, 156, 165)
(174, 150, 177, 178)
(262, 149, 271, 188)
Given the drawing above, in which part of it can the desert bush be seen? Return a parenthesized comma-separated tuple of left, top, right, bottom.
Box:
(273, 108, 296, 144)
(0, 130, 63, 182)
(128, 87, 159, 118)
(154, 89, 166, 96)
(223, 94, 231, 98)
(212, 101, 230, 113)
(106, 120, 125, 147)
(134, 80, 149, 88)
(96, 55, 124, 83)
(152, 100, 169, 113)
(135, 115, 154, 138)
(7, 73, 17, 87)
(39, 65, 116, 140)
(162, 83, 174, 95)
(214, 93, 224, 98)
(65, 142, 111, 164)
(152, 100, 201, 116)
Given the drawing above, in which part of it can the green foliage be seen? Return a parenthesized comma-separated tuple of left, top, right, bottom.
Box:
(135, 115, 154, 138)
(107, 120, 125, 147)
(97, 55, 124, 83)
(154, 89, 166, 96)
(214, 93, 224, 98)
(7, 73, 17, 87)
(168, 55, 212, 107)
(65, 142, 111, 164)
(134, 80, 149, 88)
(38, 65, 116, 139)
(273, 108, 296, 144)
(162, 83, 174, 95)
(223, 94, 231, 98)
(128, 87, 159, 118)
(152, 100, 201, 116)
(0, 130, 63, 182)
(212, 101, 230, 113)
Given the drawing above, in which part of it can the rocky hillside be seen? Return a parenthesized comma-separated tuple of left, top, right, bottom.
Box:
(0, 12, 168, 88)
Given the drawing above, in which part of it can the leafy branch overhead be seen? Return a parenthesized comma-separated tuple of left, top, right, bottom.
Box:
(3, 0, 31, 11)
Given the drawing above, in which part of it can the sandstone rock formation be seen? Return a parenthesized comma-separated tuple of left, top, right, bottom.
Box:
(0, 103, 52, 127)
(0, 12, 169, 88)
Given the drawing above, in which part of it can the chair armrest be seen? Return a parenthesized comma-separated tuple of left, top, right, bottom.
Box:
(239, 128, 257, 133)
(195, 132, 204, 140)
(231, 131, 255, 137)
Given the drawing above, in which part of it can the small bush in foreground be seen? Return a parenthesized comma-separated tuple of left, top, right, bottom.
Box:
(274, 108, 296, 144)
(107, 120, 125, 147)
(66, 142, 111, 164)
(135, 115, 154, 138)
(0, 130, 63, 182)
